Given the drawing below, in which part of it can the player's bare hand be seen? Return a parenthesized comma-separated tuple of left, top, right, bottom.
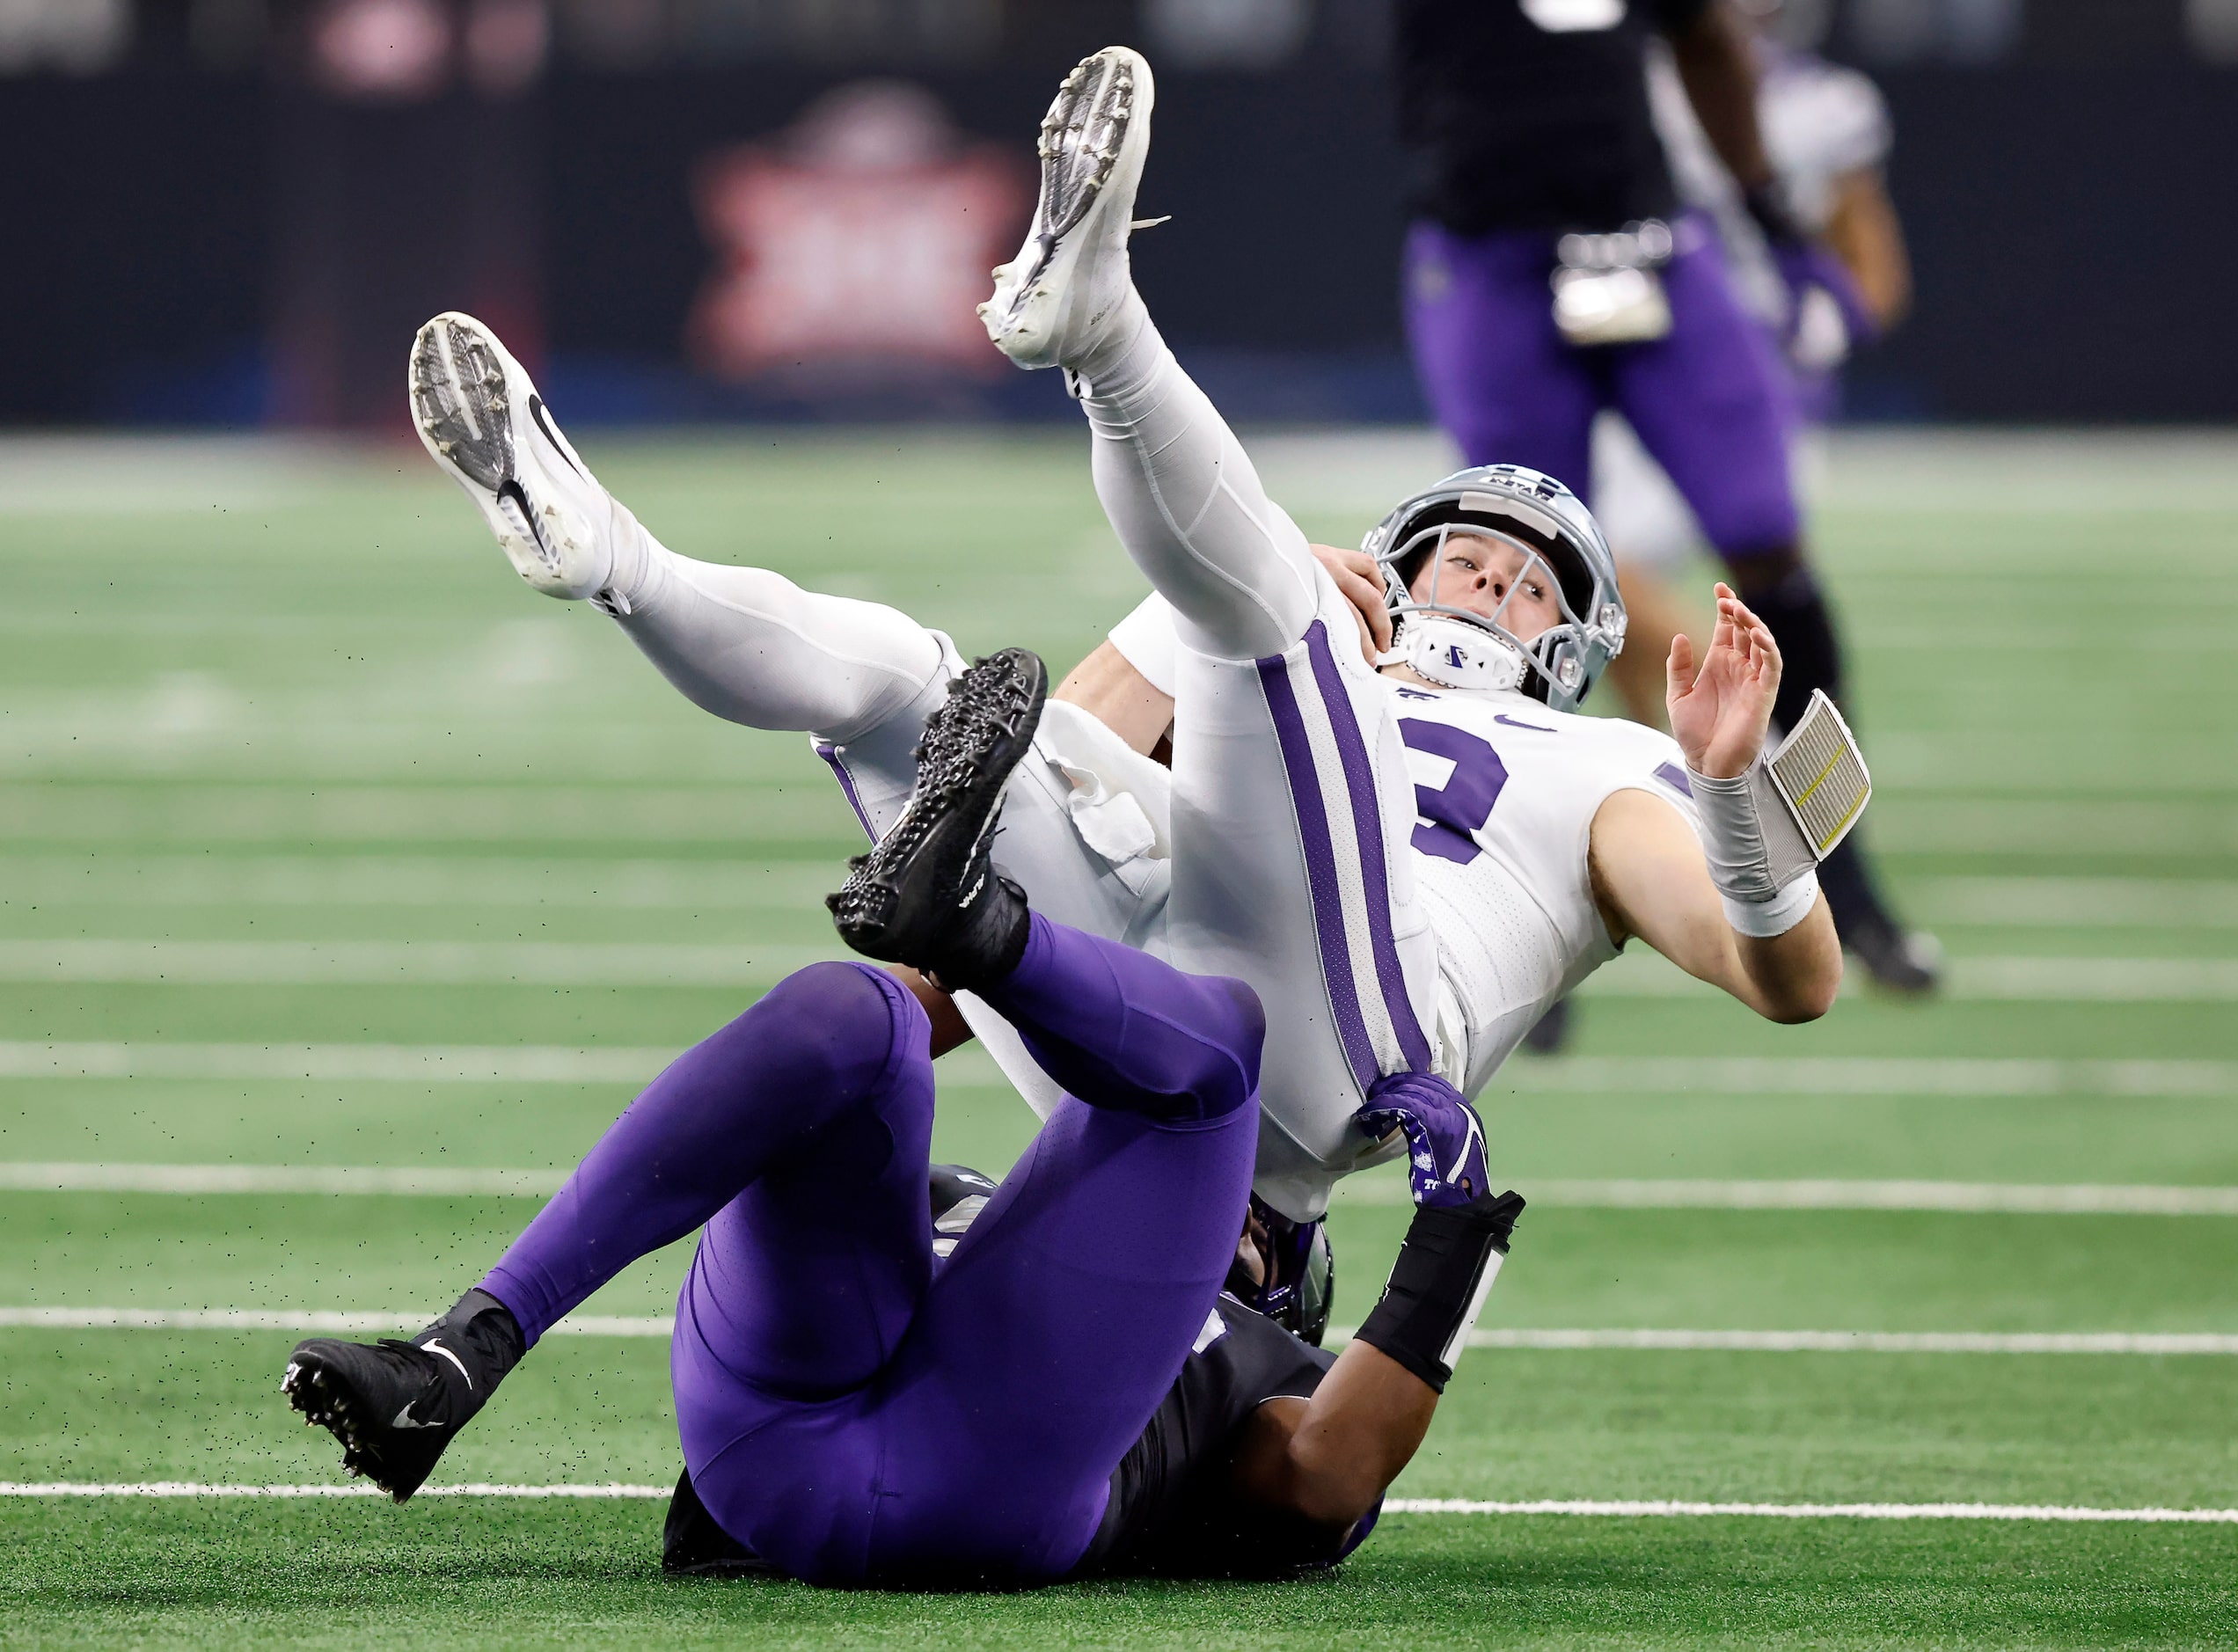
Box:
(1310, 543, 1394, 661)
(1666, 583, 1780, 779)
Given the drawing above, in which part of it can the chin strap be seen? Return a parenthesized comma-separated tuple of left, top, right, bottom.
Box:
(1377, 616, 1529, 693)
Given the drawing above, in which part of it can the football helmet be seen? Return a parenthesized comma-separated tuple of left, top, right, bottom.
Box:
(1227, 1195, 1334, 1347)
(1364, 464, 1626, 713)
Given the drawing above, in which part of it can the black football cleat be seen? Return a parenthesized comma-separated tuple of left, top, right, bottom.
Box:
(282, 1290, 523, 1502)
(828, 648, 1045, 990)
(1841, 907, 1944, 996)
(1819, 840, 1941, 995)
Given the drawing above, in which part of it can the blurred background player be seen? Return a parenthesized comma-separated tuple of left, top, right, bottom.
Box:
(1395, 0, 1936, 1007)
(1593, 0, 1927, 975)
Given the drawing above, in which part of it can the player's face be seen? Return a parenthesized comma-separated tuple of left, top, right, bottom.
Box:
(1408, 532, 1564, 643)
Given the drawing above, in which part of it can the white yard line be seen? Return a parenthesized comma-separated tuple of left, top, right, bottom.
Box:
(1448, 1329, 2238, 1355)
(0, 1164, 568, 1195)
(0, 1044, 675, 1085)
(1580, 952, 2238, 1003)
(9, 1308, 2236, 1355)
(0, 786, 839, 845)
(13, 1160, 2238, 1211)
(1333, 1177, 2238, 1213)
(0, 1042, 1013, 1089)
(0, 1482, 669, 1498)
(1, 1481, 2230, 1521)
(3, 789, 2232, 854)
(25, 1047, 2217, 1098)
(0, 856, 835, 910)
(7, 864, 2233, 932)
(28, 866, 2234, 923)
(0, 940, 837, 986)
(0, 943, 2231, 998)
(1379, 1498, 2238, 1524)
(2, 1045, 2227, 1097)
(0, 1308, 670, 1335)
(1913, 877, 2238, 930)
(1495, 1056, 2238, 1097)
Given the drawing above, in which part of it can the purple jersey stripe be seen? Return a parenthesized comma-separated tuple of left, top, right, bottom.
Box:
(813, 741, 877, 841)
(1256, 647, 1381, 1092)
(1300, 623, 1435, 1074)
(1654, 761, 1694, 798)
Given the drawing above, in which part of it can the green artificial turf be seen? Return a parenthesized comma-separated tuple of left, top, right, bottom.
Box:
(8, 1502, 2236, 1650)
(1, 428, 2234, 1645)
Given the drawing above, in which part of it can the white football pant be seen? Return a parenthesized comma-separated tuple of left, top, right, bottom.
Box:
(597, 537, 1171, 1115)
(1075, 311, 1437, 1219)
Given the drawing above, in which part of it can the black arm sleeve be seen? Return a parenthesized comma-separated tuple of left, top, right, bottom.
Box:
(1353, 1192, 1525, 1393)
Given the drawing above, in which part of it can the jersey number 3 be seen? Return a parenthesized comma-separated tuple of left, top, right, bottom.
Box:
(1401, 720, 1508, 866)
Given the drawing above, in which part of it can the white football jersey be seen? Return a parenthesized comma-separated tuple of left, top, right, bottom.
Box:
(1385, 679, 1700, 1099)
(1106, 590, 1702, 1117)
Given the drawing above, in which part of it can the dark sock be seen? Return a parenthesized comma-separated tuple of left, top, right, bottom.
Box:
(1728, 552, 1844, 737)
(421, 1288, 527, 1398)
(923, 874, 1031, 995)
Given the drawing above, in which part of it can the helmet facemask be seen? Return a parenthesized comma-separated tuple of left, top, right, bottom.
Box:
(1365, 465, 1628, 713)
(1383, 520, 1615, 706)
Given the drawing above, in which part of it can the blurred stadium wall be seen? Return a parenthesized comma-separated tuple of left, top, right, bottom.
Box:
(4, 0, 2237, 428)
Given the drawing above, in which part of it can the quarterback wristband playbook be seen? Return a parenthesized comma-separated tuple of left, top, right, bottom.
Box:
(1689, 690, 1871, 939)
(1354, 1190, 1525, 1393)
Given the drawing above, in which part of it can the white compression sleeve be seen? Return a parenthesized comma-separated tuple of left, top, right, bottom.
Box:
(1075, 307, 1318, 662)
(602, 527, 947, 744)
(1686, 761, 1825, 939)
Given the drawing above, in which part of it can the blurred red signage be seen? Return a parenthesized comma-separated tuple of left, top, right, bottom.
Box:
(690, 82, 1031, 382)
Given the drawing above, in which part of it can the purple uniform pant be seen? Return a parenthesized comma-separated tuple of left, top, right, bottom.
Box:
(479, 917, 1262, 1588)
(1404, 216, 1801, 558)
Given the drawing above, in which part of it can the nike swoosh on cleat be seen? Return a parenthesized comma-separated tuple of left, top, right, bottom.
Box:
(528, 396, 585, 480)
(421, 1337, 474, 1390)
(496, 481, 556, 569)
(391, 1405, 435, 1430)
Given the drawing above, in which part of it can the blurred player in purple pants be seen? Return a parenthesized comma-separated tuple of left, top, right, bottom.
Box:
(1396, 0, 1934, 996)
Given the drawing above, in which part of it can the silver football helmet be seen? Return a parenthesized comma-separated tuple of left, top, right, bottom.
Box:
(1364, 464, 1626, 713)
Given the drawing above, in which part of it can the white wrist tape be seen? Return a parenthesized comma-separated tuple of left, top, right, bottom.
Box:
(1722, 871, 1821, 939)
(1107, 593, 1180, 700)
(1689, 691, 1871, 916)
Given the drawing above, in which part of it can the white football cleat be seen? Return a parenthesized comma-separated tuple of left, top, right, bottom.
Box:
(979, 47, 1153, 371)
(409, 312, 619, 602)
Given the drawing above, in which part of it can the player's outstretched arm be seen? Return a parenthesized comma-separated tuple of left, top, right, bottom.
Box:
(1227, 1342, 1438, 1530)
(1668, 0, 1774, 195)
(1825, 167, 1913, 331)
(1590, 585, 1843, 1022)
(1230, 1076, 1519, 1534)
